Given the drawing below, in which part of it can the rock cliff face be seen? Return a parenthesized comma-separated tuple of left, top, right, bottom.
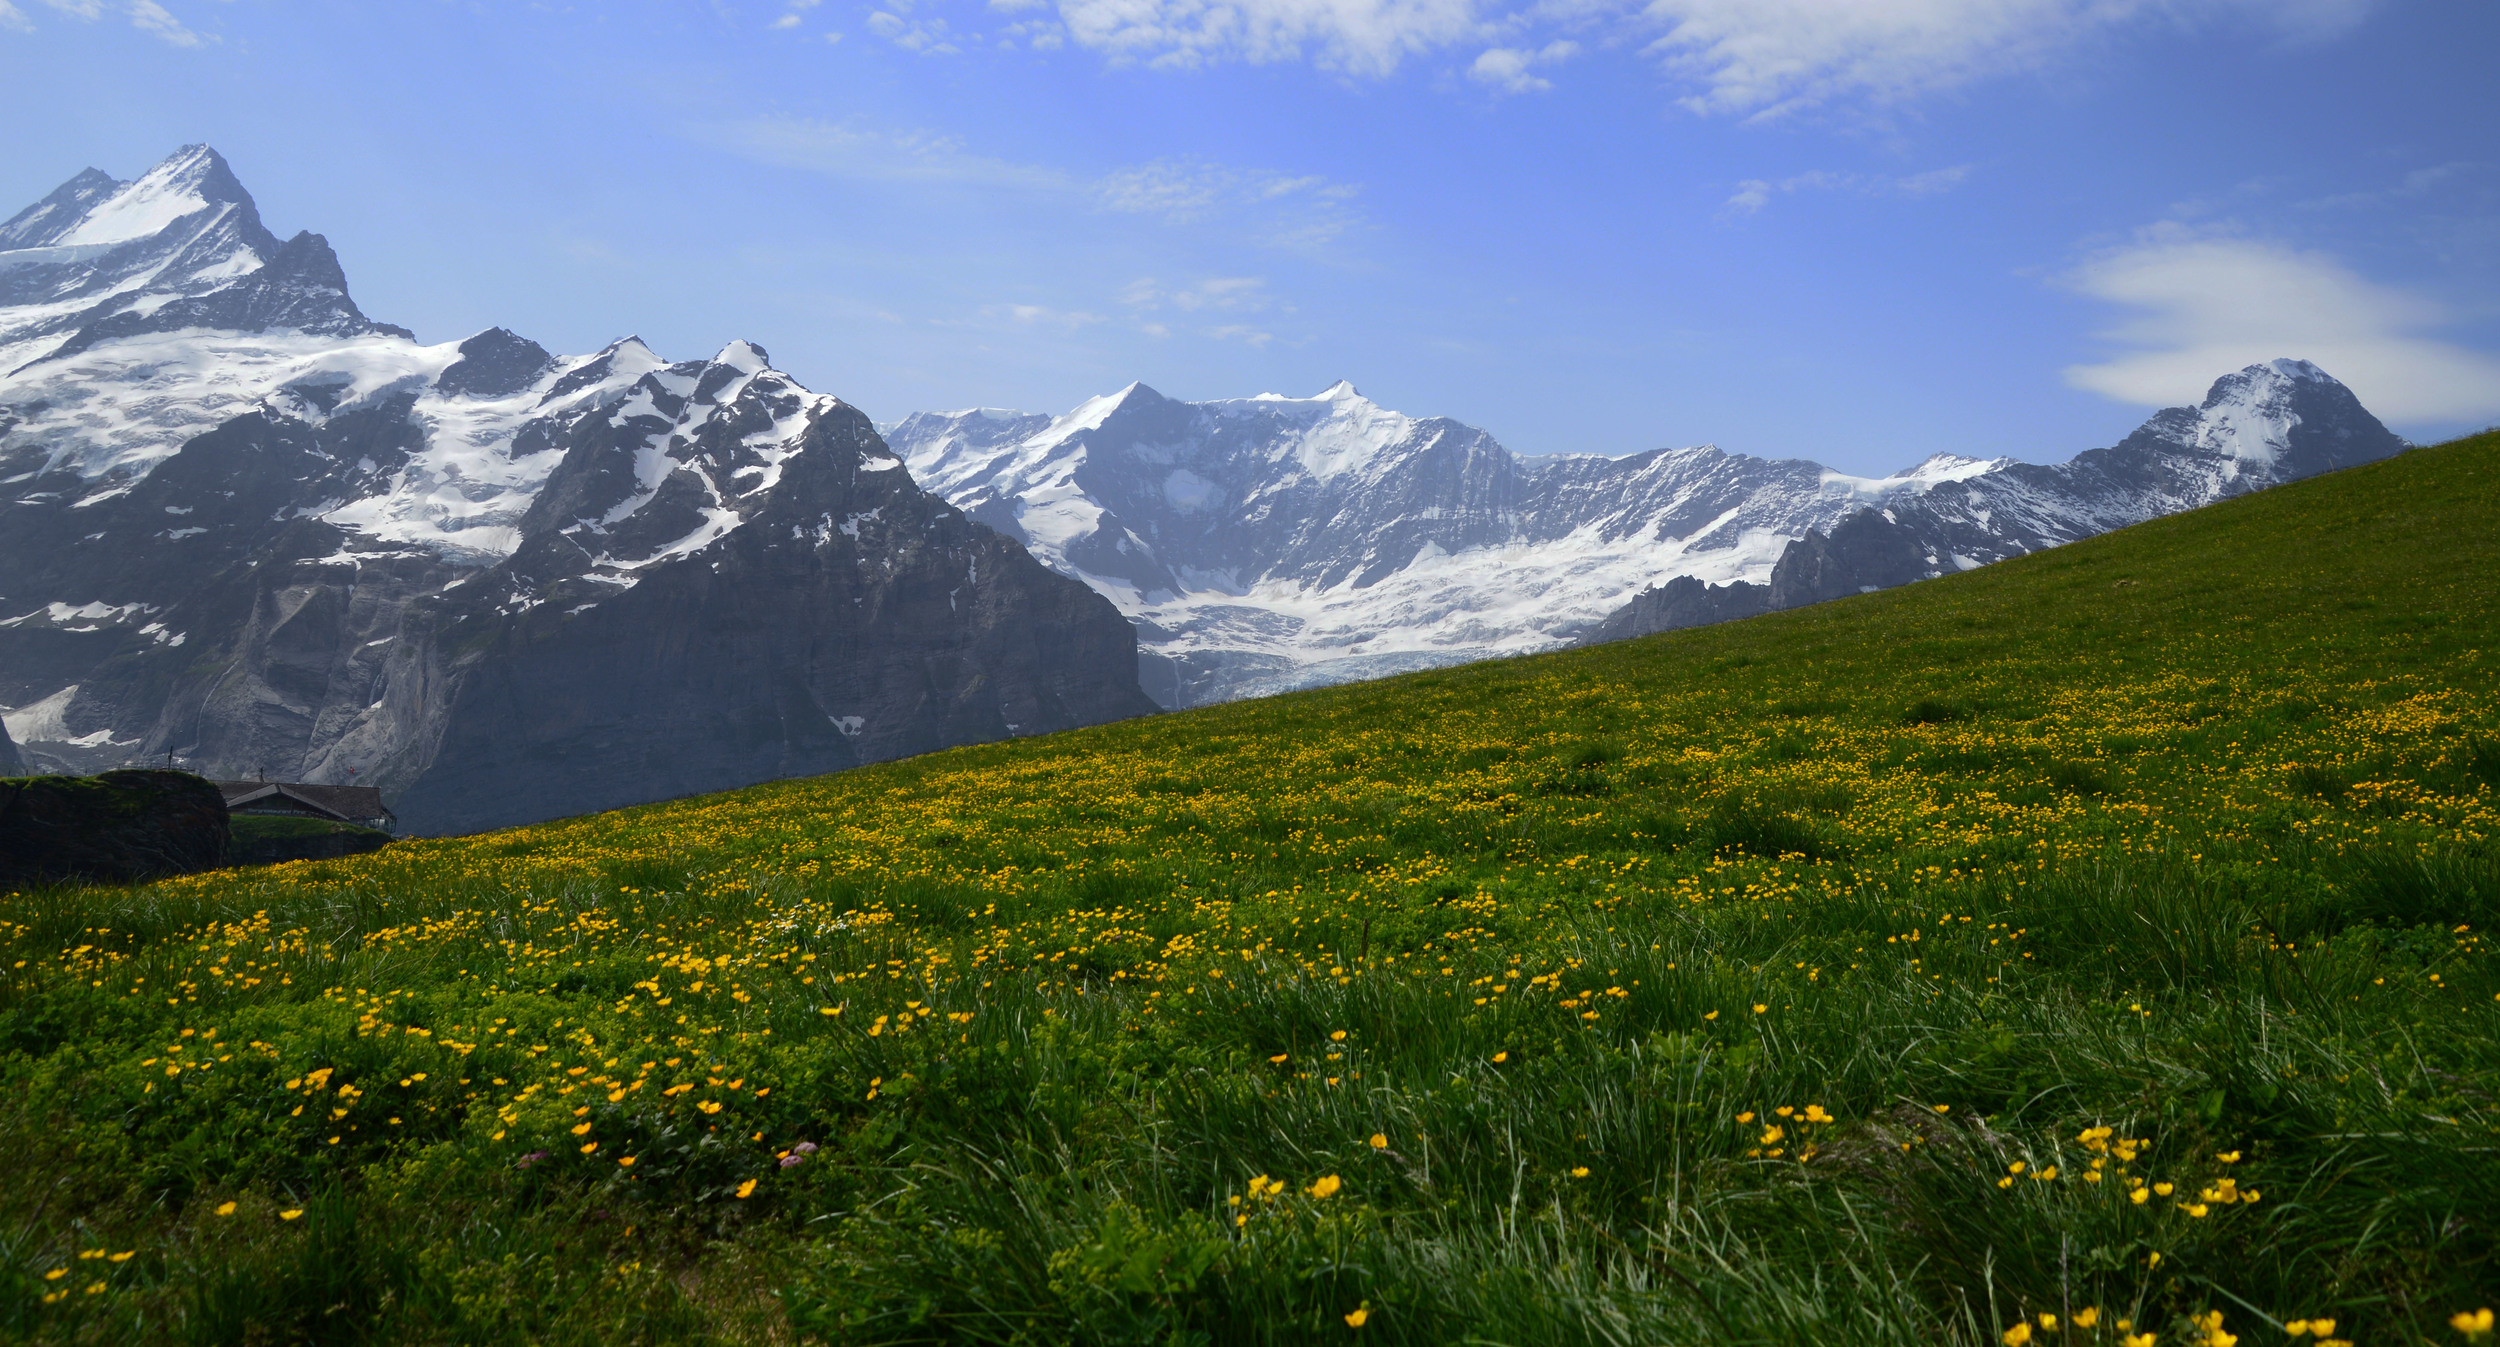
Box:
(885, 360, 2406, 704)
(0, 147, 1156, 833)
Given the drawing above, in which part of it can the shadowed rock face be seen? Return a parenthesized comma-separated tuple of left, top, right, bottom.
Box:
(436, 328, 555, 400)
(388, 385, 1156, 835)
(0, 148, 1159, 835)
(0, 770, 229, 886)
(1585, 575, 1771, 646)
(38, 230, 411, 365)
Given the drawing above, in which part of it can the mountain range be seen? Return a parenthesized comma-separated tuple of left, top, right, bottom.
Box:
(882, 361, 2405, 707)
(0, 147, 1153, 833)
(0, 145, 2412, 831)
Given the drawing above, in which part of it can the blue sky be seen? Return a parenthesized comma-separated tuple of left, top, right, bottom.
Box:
(3, 0, 2494, 473)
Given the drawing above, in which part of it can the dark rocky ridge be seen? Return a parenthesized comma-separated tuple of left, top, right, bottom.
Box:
(437, 327, 556, 400)
(38, 230, 413, 365)
(0, 146, 294, 368)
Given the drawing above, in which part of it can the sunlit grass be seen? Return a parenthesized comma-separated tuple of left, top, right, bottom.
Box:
(3, 430, 2496, 1344)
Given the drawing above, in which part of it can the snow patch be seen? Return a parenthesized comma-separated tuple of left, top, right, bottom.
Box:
(54, 150, 218, 248)
(3, 685, 88, 744)
(0, 600, 156, 631)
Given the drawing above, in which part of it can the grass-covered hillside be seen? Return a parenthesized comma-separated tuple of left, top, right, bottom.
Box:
(6, 431, 2498, 1346)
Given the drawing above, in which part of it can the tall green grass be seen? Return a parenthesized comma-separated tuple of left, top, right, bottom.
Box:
(2, 430, 2496, 1344)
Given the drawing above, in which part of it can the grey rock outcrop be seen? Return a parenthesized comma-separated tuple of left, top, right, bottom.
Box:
(1585, 575, 1771, 645)
(1764, 509, 1934, 610)
(436, 327, 555, 400)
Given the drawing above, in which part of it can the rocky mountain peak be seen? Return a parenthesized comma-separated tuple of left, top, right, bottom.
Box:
(712, 339, 771, 374)
(0, 145, 304, 371)
(0, 149, 1157, 830)
(2139, 359, 2407, 476)
(0, 146, 260, 252)
(437, 327, 557, 400)
(31, 227, 406, 368)
(0, 168, 122, 249)
(888, 360, 2409, 707)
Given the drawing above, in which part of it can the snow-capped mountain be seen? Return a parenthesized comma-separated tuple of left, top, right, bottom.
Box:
(884, 365, 2404, 708)
(0, 147, 1155, 831)
(1586, 358, 2409, 643)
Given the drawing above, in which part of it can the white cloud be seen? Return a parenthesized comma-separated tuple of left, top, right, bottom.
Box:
(1097, 160, 1362, 247)
(1055, 0, 1483, 74)
(30, 0, 204, 43)
(1468, 39, 1576, 93)
(1030, 0, 2376, 110)
(2303, 160, 2483, 212)
(1123, 279, 1283, 341)
(773, 13, 803, 27)
(1897, 164, 1970, 195)
(2062, 226, 2500, 423)
(990, 303, 1107, 326)
(1724, 179, 1771, 214)
(1120, 276, 1272, 312)
(862, 0, 962, 52)
(1720, 164, 1970, 216)
(1099, 163, 1228, 219)
(1638, 0, 2374, 117)
(704, 116, 1068, 190)
(706, 125, 1353, 254)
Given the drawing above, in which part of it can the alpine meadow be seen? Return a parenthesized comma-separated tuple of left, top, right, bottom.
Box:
(4, 427, 2496, 1346)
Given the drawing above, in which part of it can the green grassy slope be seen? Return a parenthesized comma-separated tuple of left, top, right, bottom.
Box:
(3, 432, 2496, 1345)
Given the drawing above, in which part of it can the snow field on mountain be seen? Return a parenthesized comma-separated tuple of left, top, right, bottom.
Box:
(4, 328, 455, 484)
(888, 359, 2401, 706)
